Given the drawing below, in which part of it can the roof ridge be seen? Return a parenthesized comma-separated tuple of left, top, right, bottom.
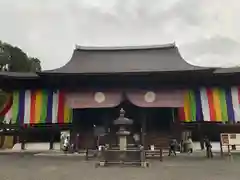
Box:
(75, 43, 176, 51)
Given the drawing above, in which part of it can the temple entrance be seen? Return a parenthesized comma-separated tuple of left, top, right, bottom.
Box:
(143, 107, 176, 148)
(145, 108, 175, 132)
(72, 100, 142, 149)
(72, 108, 108, 132)
(72, 108, 109, 149)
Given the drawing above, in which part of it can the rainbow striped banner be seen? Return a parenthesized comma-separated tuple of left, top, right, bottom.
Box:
(179, 87, 240, 123)
(3, 90, 72, 125)
(178, 89, 203, 122)
(0, 95, 13, 124)
(3, 87, 240, 124)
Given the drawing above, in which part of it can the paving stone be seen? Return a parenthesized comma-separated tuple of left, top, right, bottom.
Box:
(0, 153, 239, 180)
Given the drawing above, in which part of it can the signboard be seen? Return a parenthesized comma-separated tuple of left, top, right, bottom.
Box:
(221, 133, 229, 146)
(220, 133, 240, 146)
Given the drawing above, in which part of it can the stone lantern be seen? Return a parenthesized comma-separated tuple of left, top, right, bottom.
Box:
(113, 108, 133, 150)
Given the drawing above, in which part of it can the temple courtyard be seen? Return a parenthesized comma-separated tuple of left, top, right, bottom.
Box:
(0, 152, 239, 180)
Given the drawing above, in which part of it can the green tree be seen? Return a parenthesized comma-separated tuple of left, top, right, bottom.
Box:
(3, 43, 31, 72)
(0, 41, 10, 71)
(0, 41, 42, 72)
(0, 41, 42, 122)
(29, 57, 41, 72)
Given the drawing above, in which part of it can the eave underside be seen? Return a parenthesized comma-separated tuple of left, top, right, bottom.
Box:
(3, 67, 240, 89)
(3, 70, 240, 89)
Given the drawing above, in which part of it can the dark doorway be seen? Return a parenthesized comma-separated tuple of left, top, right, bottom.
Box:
(145, 108, 175, 132)
(72, 100, 141, 131)
(25, 128, 60, 142)
(72, 101, 142, 148)
(72, 108, 112, 148)
(72, 108, 108, 132)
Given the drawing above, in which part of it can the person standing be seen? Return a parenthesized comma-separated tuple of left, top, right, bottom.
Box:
(133, 133, 140, 147)
(204, 136, 213, 158)
(168, 138, 177, 156)
(200, 138, 205, 150)
(63, 136, 70, 152)
(186, 136, 194, 154)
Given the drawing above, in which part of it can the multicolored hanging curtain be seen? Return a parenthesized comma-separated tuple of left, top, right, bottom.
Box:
(0, 95, 13, 116)
(0, 95, 13, 124)
(178, 89, 203, 122)
(3, 87, 240, 124)
(200, 87, 229, 123)
(3, 90, 72, 125)
(178, 87, 240, 123)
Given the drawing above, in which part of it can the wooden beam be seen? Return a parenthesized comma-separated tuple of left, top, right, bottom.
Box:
(49, 132, 54, 150)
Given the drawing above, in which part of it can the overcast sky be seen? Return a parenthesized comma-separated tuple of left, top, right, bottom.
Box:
(0, 0, 240, 70)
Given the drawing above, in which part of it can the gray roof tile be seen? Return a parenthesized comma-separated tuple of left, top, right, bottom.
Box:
(42, 44, 210, 75)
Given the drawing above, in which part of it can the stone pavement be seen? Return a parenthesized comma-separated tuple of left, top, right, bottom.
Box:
(0, 152, 239, 180)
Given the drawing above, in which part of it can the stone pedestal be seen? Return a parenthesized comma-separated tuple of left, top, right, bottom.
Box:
(119, 136, 127, 150)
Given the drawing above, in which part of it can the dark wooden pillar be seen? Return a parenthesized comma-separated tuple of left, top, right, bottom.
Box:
(70, 127, 73, 145)
(20, 127, 26, 150)
(170, 108, 174, 136)
(74, 119, 80, 152)
(0, 123, 5, 149)
(75, 132, 79, 152)
(103, 113, 109, 146)
(198, 123, 204, 150)
(171, 109, 181, 142)
(70, 109, 76, 150)
(104, 112, 112, 148)
(49, 130, 54, 150)
(70, 118, 76, 150)
(141, 111, 146, 149)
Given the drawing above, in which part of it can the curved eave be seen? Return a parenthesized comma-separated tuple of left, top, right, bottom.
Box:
(214, 67, 240, 74)
(75, 43, 176, 51)
(39, 68, 214, 77)
(0, 72, 39, 80)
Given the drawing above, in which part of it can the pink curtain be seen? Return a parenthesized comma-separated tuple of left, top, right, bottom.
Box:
(126, 89, 184, 107)
(66, 90, 122, 108)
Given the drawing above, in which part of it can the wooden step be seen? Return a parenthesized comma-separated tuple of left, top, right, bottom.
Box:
(145, 132, 170, 148)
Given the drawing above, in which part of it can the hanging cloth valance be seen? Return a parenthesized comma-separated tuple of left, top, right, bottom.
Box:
(66, 90, 122, 109)
(126, 89, 184, 107)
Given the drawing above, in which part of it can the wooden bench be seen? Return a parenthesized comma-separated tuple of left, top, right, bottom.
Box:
(145, 145, 163, 161)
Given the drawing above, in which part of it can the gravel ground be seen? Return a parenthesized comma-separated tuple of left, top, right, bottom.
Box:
(0, 153, 239, 180)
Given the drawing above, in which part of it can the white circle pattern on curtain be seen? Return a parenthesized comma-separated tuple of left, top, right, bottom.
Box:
(144, 91, 156, 103)
(94, 92, 106, 103)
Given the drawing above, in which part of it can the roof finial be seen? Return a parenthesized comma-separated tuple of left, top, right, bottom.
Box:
(120, 108, 125, 117)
